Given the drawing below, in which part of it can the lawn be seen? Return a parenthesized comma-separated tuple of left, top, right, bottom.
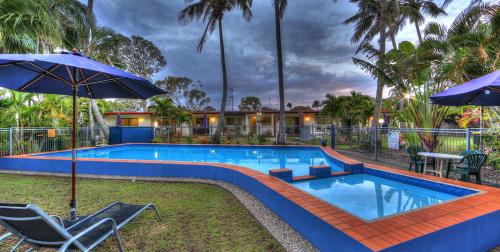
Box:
(0, 174, 284, 251)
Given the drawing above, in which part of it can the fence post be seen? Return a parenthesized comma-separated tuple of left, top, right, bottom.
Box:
(374, 126, 378, 161)
(330, 125, 336, 150)
(466, 128, 471, 151)
(9, 127, 13, 156)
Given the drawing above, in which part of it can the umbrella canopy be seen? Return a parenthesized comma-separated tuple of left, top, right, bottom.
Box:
(0, 52, 165, 98)
(430, 70, 500, 106)
(0, 52, 166, 220)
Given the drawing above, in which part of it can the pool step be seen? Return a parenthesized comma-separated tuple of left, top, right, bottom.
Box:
(309, 164, 331, 179)
(268, 168, 293, 182)
(270, 167, 351, 183)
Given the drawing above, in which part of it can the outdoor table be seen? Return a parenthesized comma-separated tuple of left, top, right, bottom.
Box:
(417, 152, 464, 178)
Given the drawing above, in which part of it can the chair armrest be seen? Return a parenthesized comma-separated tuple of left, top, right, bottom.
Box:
(0, 232, 12, 243)
(59, 218, 118, 252)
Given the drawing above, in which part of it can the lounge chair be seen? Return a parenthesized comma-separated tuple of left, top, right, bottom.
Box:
(0, 202, 161, 251)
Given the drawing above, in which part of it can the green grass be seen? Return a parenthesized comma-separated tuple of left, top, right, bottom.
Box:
(0, 174, 284, 251)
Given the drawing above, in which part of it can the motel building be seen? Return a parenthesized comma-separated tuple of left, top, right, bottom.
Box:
(103, 110, 335, 138)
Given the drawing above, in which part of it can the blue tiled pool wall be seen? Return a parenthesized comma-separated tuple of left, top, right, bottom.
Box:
(364, 168, 478, 197)
(381, 210, 500, 252)
(0, 157, 371, 252)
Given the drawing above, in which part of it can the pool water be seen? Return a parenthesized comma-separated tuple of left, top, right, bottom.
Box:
(37, 145, 342, 176)
(292, 174, 458, 220)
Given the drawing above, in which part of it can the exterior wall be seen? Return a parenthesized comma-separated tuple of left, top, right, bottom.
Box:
(104, 114, 152, 127)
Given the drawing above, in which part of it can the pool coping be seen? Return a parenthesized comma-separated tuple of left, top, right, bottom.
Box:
(1, 144, 499, 251)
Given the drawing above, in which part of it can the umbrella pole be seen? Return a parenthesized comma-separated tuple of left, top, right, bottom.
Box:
(70, 73, 78, 221)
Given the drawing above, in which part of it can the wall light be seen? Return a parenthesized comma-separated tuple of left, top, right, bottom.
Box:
(378, 118, 385, 125)
(304, 116, 311, 122)
(138, 117, 144, 123)
(154, 121, 159, 128)
(210, 117, 216, 122)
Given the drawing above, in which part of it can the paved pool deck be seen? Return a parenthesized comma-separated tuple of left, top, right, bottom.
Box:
(0, 144, 499, 251)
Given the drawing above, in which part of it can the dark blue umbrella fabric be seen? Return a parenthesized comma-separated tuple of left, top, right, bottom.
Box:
(0, 52, 166, 220)
(0, 52, 165, 98)
(430, 70, 500, 106)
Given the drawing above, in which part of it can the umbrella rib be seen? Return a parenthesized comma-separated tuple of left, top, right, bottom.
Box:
(101, 72, 144, 99)
(15, 62, 72, 87)
(76, 71, 103, 85)
(65, 65, 75, 84)
(19, 64, 61, 91)
(77, 76, 124, 86)
(79, 68, 94, 99)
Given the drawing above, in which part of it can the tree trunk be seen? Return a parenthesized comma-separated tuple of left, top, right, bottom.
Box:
(88, 99, 95, 141)
(415, 21, 423, 43)
(372, 0, 387, 126)
(390, 32, 397, 50)
(212, 18, 227, 144)
(90, 100, 109, 139)
(275, 0, 286, 144)
(85, 0, 108, 142)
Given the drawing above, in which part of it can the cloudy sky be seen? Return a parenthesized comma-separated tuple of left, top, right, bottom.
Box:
(92, 0, 469, 109)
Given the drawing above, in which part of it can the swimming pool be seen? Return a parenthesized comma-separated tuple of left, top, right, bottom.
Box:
(3, 144, 499, 251)
(293, 174, 458, 220)
(35, 145, 343, 176)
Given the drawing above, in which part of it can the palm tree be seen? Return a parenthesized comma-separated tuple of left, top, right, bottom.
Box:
(399, 0, 449, 43)
(343, 0, 389, 127)
(273, 0, 287, 144)
(178, 0, 252, 144)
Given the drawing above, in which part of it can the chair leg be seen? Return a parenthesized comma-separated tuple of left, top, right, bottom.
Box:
(148, 204, 162, 221)
(113, 228, 124, 252)
(408, 162, 413, 171)
(476, 173, 481, 185)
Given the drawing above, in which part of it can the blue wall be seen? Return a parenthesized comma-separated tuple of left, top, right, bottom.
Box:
(109, 127, 154, 144)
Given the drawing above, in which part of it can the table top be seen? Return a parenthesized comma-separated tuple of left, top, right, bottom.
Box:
(417, 152, 463, 159)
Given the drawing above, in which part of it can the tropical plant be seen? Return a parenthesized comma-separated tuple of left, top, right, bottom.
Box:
(178, 0, 252, 144)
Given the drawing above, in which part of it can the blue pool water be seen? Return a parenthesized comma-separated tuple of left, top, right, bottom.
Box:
(292, 174, 458, 220)
(36, 145, 342, 176)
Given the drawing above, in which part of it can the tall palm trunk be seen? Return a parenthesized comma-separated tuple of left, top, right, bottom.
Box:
(372, 0, 387, 126)
(274, 0, 286, 144)
(86, 0, 108, 140)
(415, 21, 423, 43)
(213, 18, 227, 144)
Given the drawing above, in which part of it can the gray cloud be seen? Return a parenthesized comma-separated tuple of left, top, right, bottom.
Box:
(92, 0, 467, 109)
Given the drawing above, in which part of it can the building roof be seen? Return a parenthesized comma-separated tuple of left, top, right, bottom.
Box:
(103, 112, 153, 116)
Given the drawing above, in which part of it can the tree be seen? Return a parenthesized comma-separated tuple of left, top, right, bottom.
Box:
(120, 35, 167, 111)
(312, 100, 321, 109)
(343, 0, 390, 127)
(320, 94, 342, 125)
(187, 88, 211, 111)
(238, 96, 262, 111)
(399, 0, 449, 43)
(204, 105, 216, 111)
(178, 0, 252, 143)
(274, 0, 287, 144)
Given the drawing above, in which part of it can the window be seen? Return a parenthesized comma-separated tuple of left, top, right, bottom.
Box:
(121, 118, 139, 127)
(261, 117, 272, 125)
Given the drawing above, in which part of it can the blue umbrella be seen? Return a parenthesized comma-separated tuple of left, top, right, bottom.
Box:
(430, 70, 500, 106)
(0, 51, 166, 220)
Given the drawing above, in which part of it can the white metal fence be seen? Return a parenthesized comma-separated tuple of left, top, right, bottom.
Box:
(0, 127, 106, 157)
